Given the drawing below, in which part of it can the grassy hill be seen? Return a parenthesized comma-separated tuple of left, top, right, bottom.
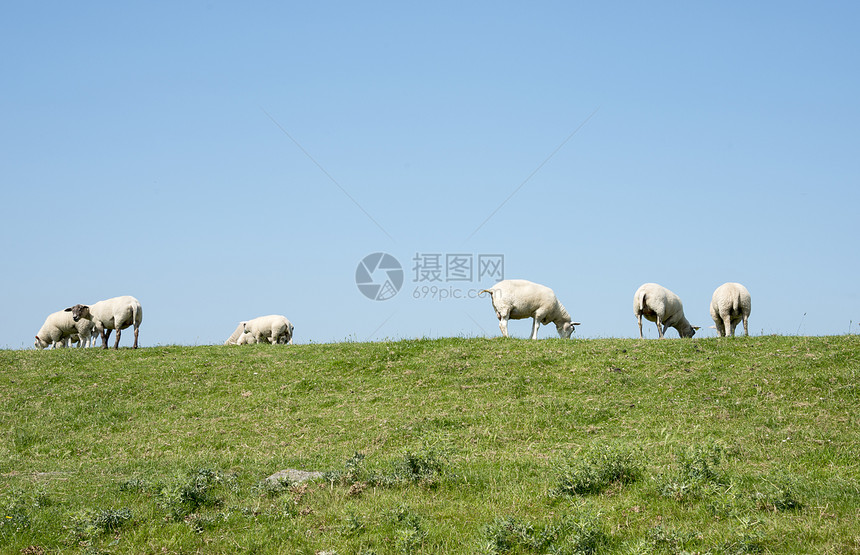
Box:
(1, 336, 858, 554)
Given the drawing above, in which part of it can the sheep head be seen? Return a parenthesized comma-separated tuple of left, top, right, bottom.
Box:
(678, 324, 699, 338)
(66, 304, 91, 322)
(557, 322, 575, 339)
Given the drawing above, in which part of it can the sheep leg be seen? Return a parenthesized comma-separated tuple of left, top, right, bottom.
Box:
(637, 315, 644, 339)
(102, 329, 111, 349)
(742, 315, 749, 336)
(723, 315, 734, 337)
(114, 328, 121, 349)
(499, 317, 510, 338)
(133, 326, 139, 349)
(656, 317, 665, 338)
(530, 318, 540, 340)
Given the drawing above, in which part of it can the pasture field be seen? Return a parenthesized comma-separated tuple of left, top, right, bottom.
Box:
(1, 336, 858, 554)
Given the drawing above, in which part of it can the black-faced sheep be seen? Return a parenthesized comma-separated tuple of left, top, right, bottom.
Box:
(68, 295, 143, 349)
(34, 309, 96, 349)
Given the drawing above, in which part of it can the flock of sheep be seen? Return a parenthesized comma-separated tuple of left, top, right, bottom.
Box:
(481, 279, 751, 340)
(32, 297, 294, 349)
(34, 296, 144, 350)
(33, 281, 751, 349)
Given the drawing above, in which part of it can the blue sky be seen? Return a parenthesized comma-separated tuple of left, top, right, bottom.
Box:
(3, 2, 858, 347)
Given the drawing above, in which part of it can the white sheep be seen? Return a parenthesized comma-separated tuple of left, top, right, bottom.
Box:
(66, 333, 90, 348)
(65, 329, 100, 348)
(240, 315, 294, 345)
(633, 283, 698, 338)
(224, 323, 246, 345)
(236, 332, 257, 345)
(224, 323, 260, 345)
(480, 279, 580, 339)
(710, 282, 751, 337)
(68, 295, 143, 349)
(34, 309, 96, 349)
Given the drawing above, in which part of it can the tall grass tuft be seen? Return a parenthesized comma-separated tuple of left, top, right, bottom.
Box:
(550, 443, 642, 497)
(481, 512, 607, 554)
(156, 468, 236, 521)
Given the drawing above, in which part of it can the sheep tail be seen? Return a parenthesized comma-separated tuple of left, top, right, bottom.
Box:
(634, 291, 645, 313)
(132, 303, 143, 326)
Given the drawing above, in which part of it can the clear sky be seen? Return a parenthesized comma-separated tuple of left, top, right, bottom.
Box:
(3, 2, 859, 348)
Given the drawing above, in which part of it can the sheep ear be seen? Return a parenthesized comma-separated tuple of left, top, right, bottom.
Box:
(64, 307, 72, 312)
(693, 326, 701, 330)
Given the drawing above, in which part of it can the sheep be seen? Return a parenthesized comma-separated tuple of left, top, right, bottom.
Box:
(224, 323, 246, 345)
(66, 329, 99, 348)
(68, 295, 143, 349)
(224, 322, 261, 345)
(710, 282, 751, 337)
(633, 283, 698, 338)
(240, 315, 294, 345)
(480, 279, 580, 339)
(66, 333, 85, 348)
(236, 332, 257, 345)
(34, 309, 96, 349)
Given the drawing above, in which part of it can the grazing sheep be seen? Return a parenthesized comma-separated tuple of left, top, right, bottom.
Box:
(68, 295, 143, 349)
(710, 282, 751, 337)
(224, 322, 260, 345)
(241, 315, 294, 345)
(480, 279, 580, 339)
(224, 323, 246, 345)
(634, 283, 698, 338)
(34, 309, 96, 349)
(236, 332, 257, 345)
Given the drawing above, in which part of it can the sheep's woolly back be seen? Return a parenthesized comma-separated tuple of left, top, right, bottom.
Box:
(710, 283, 751, 317)
(35, 310, 95, 348)
(634, 283, 695, 338)
(487, 279, 571, 324)
(634, 283, 681, 318)
(85, 296, 143, 331)
(710, 283, 751, 338)
(242, 314, 294, 344)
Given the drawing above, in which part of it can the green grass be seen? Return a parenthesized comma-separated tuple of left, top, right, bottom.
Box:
(1, 336, 858, 553)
